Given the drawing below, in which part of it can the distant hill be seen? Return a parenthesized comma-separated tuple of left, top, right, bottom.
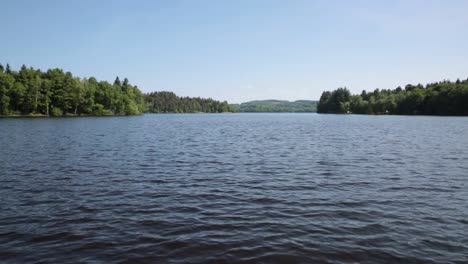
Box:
(231, 100, 318, 112)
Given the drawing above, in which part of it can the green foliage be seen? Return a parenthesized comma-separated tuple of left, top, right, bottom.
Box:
(237, 100, 317, 112)
(0, 71, 15, 115)
(50, 107, 63, 117)
(229, 104, 240, 112)
(317, 88, 351, 113)
(318, 80, 468, 115)
(145, 91, 234, 113)
(0, 63, 145, 116)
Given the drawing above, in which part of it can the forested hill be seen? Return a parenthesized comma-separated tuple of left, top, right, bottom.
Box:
(233, 100, 318, 112)
(318, 79, 468, 115)
(0, 63, 145, 116)
(145, 91, 235, 113)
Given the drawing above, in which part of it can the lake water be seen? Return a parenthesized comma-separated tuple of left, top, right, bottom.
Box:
(1, 114, 467, 263)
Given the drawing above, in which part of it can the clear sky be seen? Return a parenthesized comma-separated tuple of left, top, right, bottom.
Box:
(2, 0, 468, 103)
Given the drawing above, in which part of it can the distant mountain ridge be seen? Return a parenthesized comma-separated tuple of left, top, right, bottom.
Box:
(232, 100, 318, 112)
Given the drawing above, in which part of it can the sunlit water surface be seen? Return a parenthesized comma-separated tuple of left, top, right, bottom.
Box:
(1, 114, 467, 263)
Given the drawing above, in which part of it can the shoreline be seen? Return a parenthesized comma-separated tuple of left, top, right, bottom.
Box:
(0, 114, 143, 118)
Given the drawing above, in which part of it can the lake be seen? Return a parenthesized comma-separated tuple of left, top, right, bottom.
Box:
(1, 114, 467, 263)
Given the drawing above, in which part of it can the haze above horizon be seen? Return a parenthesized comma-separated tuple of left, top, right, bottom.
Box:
(2, 0, 468, 103)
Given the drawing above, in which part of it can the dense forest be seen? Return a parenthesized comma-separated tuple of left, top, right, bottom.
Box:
(318, 79, 468, 115)
(145, 91, 234, 113)
(5, 63, 467, 117)
(232, 100, 317, 112)
(0, 63, 235, 116)
(0, 63, 145, 116)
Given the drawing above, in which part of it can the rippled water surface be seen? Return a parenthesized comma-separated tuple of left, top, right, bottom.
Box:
(1, 114, 468, 263)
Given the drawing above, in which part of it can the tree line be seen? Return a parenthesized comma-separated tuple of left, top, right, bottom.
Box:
(233, 100, 317, 112)
(145, 91, 234, 113)
(0, 63, 146, 116)
(318, 79, 468, 115)
(0, 63, 236, 116)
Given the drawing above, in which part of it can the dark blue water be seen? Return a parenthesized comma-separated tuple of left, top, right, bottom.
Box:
(1, 114, 467, 263)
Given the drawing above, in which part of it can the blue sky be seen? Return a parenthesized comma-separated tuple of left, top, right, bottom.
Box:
(2, 0, 468, 103)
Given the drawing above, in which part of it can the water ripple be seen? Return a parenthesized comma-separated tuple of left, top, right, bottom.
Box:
(1, 114, 468, 263)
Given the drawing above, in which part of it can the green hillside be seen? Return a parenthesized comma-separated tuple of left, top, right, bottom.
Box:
(233, 100, 318, 112)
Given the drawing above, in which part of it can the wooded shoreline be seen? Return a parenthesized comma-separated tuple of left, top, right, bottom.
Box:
(2, 63, 467, 117)
(318, 80, 468, 116)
